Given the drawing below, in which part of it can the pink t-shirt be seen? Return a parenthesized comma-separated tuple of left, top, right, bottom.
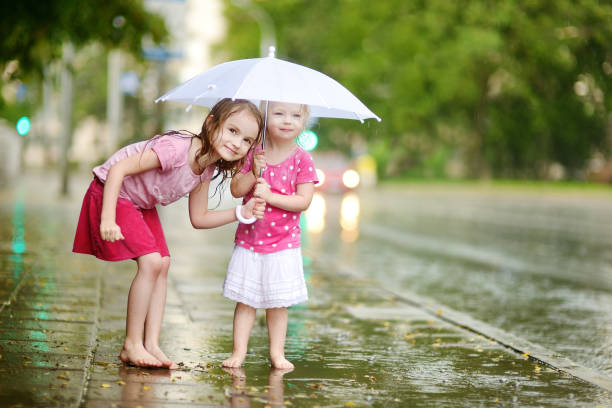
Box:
(235, 146, 318, 253)
(93, 133, 215, 209)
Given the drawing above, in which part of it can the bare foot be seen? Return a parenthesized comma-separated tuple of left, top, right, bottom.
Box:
(270, 355, 294, 370)
(119, 343, 163, 368)
(222, 351, 246, 368)
(145, 344, 178, 369)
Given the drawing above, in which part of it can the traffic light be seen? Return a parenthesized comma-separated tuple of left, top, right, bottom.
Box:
(297, 130, 318, 151)
(16, 116, 30, 136)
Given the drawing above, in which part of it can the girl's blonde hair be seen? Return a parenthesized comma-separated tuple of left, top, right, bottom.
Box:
(260, 101, 311, 125)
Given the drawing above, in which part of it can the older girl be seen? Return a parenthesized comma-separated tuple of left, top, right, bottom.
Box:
(74, 98, 265, 369)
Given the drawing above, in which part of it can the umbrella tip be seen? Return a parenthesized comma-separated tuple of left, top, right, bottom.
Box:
(268, 46, 276, 58)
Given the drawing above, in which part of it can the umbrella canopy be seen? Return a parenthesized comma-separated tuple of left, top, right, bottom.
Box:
(155, 47, 381, 123)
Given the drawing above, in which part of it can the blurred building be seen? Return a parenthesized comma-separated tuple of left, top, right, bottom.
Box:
(143, 0, 227, 133)
(24, 0, 226, 170)
(0, 121, 22, 186)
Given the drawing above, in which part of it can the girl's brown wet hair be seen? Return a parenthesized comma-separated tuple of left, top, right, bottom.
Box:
(196, 98, 264, 182)
(148, 99, 262, 204)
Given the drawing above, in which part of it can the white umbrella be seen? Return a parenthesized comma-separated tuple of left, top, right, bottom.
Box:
(155, 47, 381, 123)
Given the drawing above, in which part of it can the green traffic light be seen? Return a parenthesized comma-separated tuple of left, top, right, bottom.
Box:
(16, 116, 31, 136)
(298, 130, 318, 151)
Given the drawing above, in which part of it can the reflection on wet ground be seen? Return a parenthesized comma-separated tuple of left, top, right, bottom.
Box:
(0, 173, 611, 407)
(307, 186, 612, 378)
(222, 366, 292, 408)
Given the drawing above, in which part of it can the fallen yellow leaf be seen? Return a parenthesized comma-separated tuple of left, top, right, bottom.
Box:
(100, 384, 112, 388)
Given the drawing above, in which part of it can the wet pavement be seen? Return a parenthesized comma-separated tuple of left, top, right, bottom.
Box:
(0, 172, 611, 407)
(321, 186, 612, 378)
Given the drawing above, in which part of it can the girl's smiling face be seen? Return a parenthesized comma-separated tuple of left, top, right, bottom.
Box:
(266, 102, 307, 142)
(213, 109, 260, 161)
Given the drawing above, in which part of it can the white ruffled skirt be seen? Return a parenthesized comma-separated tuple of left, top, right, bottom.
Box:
(223, 246, 308, 309)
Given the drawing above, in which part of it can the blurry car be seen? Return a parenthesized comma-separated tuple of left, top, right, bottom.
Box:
(311, 151, 360, 193)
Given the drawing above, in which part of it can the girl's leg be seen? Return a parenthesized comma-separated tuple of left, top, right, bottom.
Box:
(266, 307, 294, 369)
(222, 302, 256, 367)
(143, 256, 177, 369)
(119, 252, 164, 367)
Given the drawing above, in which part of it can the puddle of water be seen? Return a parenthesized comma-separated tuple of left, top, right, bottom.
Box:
(309, 189, 612, 378)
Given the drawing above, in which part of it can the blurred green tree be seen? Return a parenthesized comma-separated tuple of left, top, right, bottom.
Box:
(0, 0, 166, 80)
(216, 0, 612, 180)
(0, 0, 167, 128)
(0, 0, 167, 195)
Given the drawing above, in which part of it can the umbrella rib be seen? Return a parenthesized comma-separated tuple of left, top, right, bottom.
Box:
(192, 84, 217, 104)
(352, 111, 365, 123)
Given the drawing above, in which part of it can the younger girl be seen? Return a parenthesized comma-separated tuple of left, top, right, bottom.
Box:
(73, 98, 265, 369)
(222, 101, 318, 369)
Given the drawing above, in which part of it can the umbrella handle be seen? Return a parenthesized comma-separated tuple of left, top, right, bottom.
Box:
(257, 100, 268, 178)
(262, 100, 269, 150)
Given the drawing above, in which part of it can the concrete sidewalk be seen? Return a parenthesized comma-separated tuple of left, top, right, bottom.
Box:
(0, 173, 610, 407)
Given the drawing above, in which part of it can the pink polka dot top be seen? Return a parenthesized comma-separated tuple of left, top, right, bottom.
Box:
(235, 146, 318, 253)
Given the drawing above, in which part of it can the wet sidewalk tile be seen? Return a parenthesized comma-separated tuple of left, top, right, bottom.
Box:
(0, 174, 611, 407)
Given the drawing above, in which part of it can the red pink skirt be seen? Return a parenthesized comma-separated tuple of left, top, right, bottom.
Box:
(73, 178, 170, 261)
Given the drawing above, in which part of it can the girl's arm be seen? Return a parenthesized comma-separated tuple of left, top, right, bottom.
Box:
(100, 150, 161, 242)
(189, 181, 265, 229)
(230, 171, 256, 198)
(254, 178, 315, 213)
(230, 151, 266, 198)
